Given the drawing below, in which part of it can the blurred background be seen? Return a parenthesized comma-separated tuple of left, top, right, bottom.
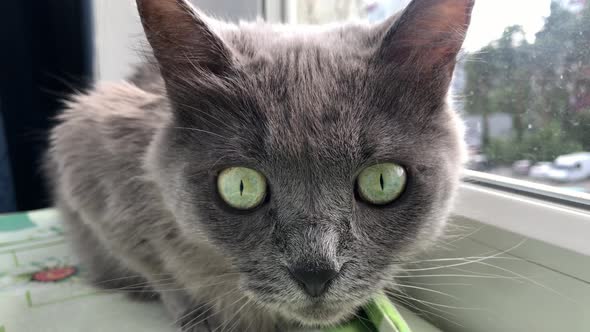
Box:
(1, 0, 589, 212)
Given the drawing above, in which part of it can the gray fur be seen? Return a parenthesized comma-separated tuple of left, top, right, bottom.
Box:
(45, 0, 473, 330)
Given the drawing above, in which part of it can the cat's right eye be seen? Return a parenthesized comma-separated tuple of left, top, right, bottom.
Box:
(356, 163, 407, 205)
(217, 167, 267, 210)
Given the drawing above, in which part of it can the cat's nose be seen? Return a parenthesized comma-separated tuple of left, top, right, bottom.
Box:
(288, 266, 339, 297)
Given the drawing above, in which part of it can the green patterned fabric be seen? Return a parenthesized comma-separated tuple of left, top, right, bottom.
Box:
(0, 209, 412, 332)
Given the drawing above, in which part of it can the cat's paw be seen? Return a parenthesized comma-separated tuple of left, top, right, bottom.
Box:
(89, 272, 160, 302)
(124, 284, 161, 302)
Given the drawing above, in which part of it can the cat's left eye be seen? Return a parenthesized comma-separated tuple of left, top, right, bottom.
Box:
(356, 163, 406, 205)
(217, 167, 267, 210)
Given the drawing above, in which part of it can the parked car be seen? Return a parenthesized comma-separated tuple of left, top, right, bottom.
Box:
(467, 154, 490, 171)
(547, 152, 590, 182)
(512, 160, 533, 176)
(529, 162, 553, 180)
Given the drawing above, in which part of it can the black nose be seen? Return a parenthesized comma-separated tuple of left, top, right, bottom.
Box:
(288, 266, 339, 297)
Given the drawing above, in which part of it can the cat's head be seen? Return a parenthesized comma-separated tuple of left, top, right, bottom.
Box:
(140, 0, 473, 326)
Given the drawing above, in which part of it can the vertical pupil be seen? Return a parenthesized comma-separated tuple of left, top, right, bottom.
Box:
(240, 180, 244, 196)
(379, 173, 384, 191)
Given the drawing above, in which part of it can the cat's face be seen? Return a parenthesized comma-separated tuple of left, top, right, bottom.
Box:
(140, 0, 473, 326)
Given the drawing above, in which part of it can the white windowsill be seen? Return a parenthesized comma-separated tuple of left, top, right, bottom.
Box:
(454, 176, 590, 256)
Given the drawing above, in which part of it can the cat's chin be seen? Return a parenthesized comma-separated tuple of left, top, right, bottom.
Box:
(279, 302, 358, 328)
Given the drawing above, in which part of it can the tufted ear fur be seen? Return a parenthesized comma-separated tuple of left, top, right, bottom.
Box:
(376, 0, 475, 78)
(136, 0, 234, 81)
(136, 0, 247, 128)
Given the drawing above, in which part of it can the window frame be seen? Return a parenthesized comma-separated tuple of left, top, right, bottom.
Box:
(463, 170, 590, 210)
(456, 171, 590, 256)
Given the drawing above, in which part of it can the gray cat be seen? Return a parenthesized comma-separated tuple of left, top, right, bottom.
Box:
(45, 0, 474, 330)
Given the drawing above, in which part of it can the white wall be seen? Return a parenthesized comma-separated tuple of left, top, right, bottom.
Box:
(92, 0, 144, 81)
(92, 0, 261, 81)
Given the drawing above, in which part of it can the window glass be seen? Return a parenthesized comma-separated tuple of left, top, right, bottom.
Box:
(288, 0, 590, 195)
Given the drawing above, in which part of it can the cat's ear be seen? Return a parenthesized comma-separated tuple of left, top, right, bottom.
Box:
(376, 0, 475, 77)
(136, 0, 233, 78)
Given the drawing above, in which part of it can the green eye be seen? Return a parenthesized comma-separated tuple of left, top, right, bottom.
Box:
(217, 167, 267, 210)
(357, 163, 406, 205)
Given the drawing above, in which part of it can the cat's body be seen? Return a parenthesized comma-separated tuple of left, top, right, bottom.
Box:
(48, 79, 281, 331)
(46, 0, 474, 331)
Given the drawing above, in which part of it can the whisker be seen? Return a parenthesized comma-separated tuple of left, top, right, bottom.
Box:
(182, 308, 216, 332)
(401, 281, 473, 287)
(241, 307, 256, 332)
(399, 256, 522, 272)
(352, 312, 373, 332)
(459, 260, 581, 304)
(402, 239, 527, 268)
(392, 296, 465, 327)
(112, 271, 240, 291)
(93, 273, 174, 286)
(227, 303, 255, 332)
(392, 290, 507, 328)
(388, 291, 482, 311)
(403, 255, 520, 264)
(446, 266, 527, 282)
(170, 126, 228, 140)
(189, 294, 246, 332)
(94, 278, 177, 293)
(441, 224, 487, 245)
(99, 275, 237, 294)
(392, 283, 462, 301)
(395, 271, 525, 279)
(172, 287, 243, 328)
(218, 298, 251, 332)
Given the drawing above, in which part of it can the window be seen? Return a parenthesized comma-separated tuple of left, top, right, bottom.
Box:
(283, 0, 590, 199)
